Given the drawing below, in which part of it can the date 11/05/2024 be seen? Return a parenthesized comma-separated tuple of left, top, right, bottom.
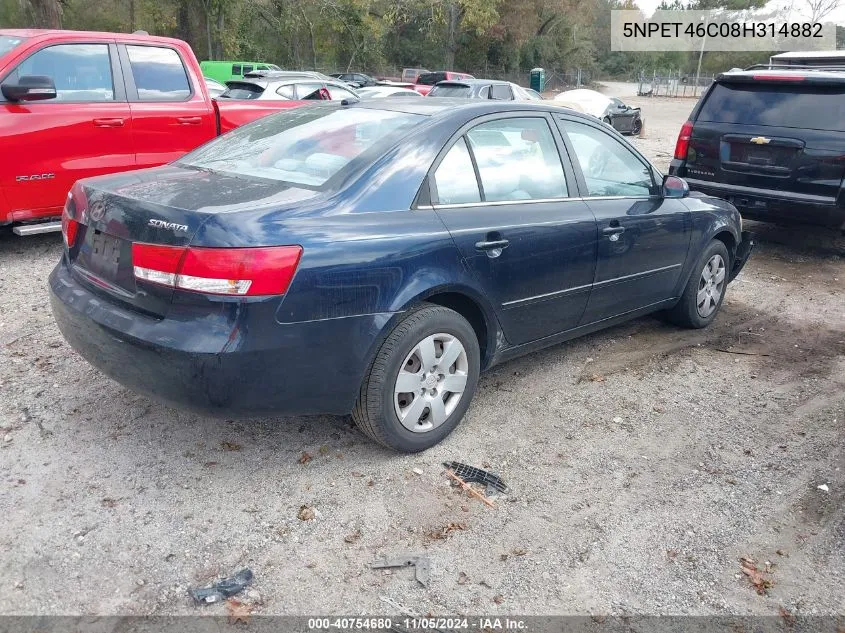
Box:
(307, 617, 529, 630)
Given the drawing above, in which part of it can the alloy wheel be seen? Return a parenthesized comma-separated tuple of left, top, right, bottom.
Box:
(697, 253, 726, 318)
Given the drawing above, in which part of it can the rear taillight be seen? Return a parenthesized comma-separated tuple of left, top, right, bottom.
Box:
(62, 194, 79, 248)
(131, 244, 302, 297)
(752, 74, 805, 81)
(674, 120, 694, 160)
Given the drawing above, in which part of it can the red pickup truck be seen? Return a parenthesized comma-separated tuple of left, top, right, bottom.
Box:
(0, 29, 303, 234)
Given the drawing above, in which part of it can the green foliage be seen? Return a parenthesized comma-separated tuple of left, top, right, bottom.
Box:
(0, 0, 801, 78)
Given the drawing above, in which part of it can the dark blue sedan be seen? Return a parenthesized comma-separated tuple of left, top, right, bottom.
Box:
(49, 100, 753, 452)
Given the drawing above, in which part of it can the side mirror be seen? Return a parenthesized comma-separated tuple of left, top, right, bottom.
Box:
(662, 174, 689, 198)
(1, 75, 57, 102)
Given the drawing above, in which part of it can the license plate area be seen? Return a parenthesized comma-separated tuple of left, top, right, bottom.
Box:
(89, 230, 122, 279)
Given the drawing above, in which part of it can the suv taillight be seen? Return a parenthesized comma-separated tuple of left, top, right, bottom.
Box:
(674, 120, 693, 160)
(132, 244, 303, 296)
(61, 194, 79, 248)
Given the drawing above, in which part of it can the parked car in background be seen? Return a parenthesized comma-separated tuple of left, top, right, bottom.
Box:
(200, 60, 281, 83)
(219, 77, 359, 101)
(553, 89, 642, 135)
(356, 85, 422, 99)
(330, 72, 377, 88)
(50, 100, 752, 452)
(427, 79, 535, 101)
(204, 77, 227, 98)
(0, 29, 304, 233)
(401, 67, 429, 83)
(244, 69, 334, 82)
(414, 71, 474, 95)
(670, 66, 845, 232)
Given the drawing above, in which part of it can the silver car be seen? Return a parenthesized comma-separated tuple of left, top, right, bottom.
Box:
(219, 78, 360, 101)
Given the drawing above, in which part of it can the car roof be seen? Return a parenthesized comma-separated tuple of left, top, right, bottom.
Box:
(436, 79, 511, 87)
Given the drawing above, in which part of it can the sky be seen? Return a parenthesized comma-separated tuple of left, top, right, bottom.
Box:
(633, 0, 845, 26)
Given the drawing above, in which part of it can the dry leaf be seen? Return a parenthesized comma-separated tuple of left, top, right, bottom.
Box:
(426, 522, 466, 540)
(511, 548, 528, 556)
(298, 452, 312, 464)
(493, 595, 504, 604)
(740, 557, 774, 595)
(499, 554, 509, 561)
(298, 505, 315, 521)
(667, 549, 678, 560)
(779, 606, 796, 627)
(319, 445, 330, 455)
(101, 498, 119, 508)
(589, 374, 605, 382)
(220, 441, 242, 452)
(203, 461, 218, 468)
(344, 530, 361, 544)
(458, 572, 469, 585)
(226, 598, 252, 624)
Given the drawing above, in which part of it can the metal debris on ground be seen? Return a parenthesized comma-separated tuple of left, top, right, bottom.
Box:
(371, 556, 430, 587)
(444, 468, 496, 508)
(189, 568, 254, 605)
(442, 461, 507, 495)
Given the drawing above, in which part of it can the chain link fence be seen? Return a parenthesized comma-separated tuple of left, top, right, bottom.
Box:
(636, 70, 714, 98)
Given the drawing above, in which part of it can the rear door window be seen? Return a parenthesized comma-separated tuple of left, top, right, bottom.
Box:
(126, 45, 191, 101)
(489, 84, 513, 100)
(699, 83, 845, 131)
(232, 64, 242, 75)
(417, 72, 445, 85)
(242, 65, 254, 74)
(7, 43, 114, 102)
(466, 118, 568, 201)
(219, 82, 264, 99)
(433, 138, 481, 205)
(429, 84, 470, 98)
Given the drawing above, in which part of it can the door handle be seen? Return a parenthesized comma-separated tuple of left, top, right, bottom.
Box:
(176, 116, 202, 125)
(475, 239, 510, 251)
(602, 226, 626, 235)
(93, 118, 124, 127)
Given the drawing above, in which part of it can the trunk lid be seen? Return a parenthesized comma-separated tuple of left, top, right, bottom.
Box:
(686, 80, 845, 203)
(67, 165, 316, 317)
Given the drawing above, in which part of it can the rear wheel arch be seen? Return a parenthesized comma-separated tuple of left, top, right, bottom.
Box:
(423, 291, 495, 369)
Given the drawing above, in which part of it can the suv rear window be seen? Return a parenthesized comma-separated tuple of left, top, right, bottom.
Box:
(699, 82, 845, 131)
(429, 84, 470, 98)
(417, 72, 446, 85)
(219, 82, 264, 99)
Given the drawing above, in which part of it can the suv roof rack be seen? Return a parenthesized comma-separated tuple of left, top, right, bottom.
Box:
(743, 63, 845, 72)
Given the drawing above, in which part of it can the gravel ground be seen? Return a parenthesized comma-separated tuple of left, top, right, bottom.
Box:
(0, 94, 843, 618)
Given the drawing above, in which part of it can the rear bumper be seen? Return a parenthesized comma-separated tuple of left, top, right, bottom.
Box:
(669, 164, 845, 229)
(49, 260, 392, 417)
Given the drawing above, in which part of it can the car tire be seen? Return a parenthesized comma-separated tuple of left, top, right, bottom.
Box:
(631, 118, 642, 135)
(352, 303, 480, 453)
(664, 239, 731, 329)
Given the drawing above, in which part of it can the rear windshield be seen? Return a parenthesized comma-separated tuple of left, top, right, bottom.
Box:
(177, 106, 423, 188)
(699, 82, 845, 131)
(417, 72, 445, 85)
(429, 84, 471, 98)
(219, 82, 264, 99)
(0, 35, 26, 57)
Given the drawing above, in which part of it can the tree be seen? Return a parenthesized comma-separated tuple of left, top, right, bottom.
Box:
(804, 0, 841, 22)
(22, 0, 63, 28)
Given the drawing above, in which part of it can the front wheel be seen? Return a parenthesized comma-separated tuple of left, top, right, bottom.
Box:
(664, 240, 730, 328)
(631, 118, 642, 135)
(353, 304, 480, 452)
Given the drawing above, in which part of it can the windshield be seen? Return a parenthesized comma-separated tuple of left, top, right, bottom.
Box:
(177, 106, 423, 188)
(699, 83, 845, 131)
(0, 35, 26, 57)
(429, 84, 471, 98)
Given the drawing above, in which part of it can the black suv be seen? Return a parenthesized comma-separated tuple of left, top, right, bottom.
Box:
(669, 67, 845, 233)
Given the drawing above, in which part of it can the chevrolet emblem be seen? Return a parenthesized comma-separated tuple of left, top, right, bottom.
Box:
(750, 136, 771, 145)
